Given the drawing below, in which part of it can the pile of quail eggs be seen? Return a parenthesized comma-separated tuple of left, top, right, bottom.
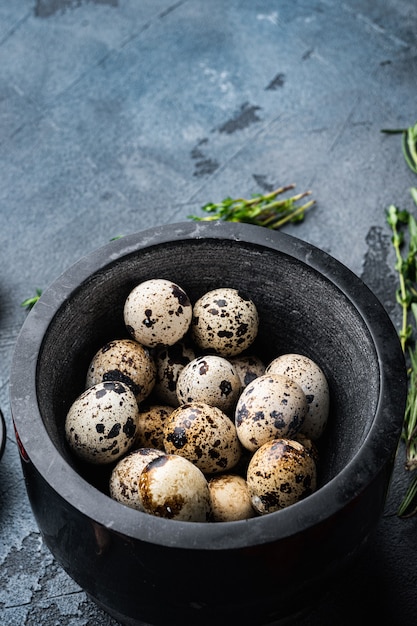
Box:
(65, 278, 329, 523)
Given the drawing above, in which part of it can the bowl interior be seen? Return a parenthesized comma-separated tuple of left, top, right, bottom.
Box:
(36, 235, 379, 492)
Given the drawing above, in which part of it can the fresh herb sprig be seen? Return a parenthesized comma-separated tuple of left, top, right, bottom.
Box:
(403, 123, 417, 174)
(382, 122, 417, 175)
(188, 184, 315, 229)
(21, 288, 42, 311)
(386, 188, 417, 516)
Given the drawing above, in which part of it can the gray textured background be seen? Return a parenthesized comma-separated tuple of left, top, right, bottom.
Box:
(1, 1, 417, 624)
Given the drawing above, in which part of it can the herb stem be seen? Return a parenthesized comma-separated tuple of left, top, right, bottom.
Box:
(387, 187, 417, 516)
(188, 184, 315, 229)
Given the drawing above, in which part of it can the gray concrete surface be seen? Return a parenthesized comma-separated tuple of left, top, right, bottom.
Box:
(1, 1, 417, 624)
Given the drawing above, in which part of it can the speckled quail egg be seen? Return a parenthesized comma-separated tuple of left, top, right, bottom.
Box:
(139, 453, 212, 522)
(176, 355, 242, 415)
(135, 404, 175, 450)
(229, 355, 266, 388)
(191, 287, 259, 357)
(65, 381, 139, 464)
(163, 402, 242, 474)
(293, 432, 320, 465)
(124, 278, 192, 348)
(246, 438, 317, 515)
(153, 340, 196, 407)
(235, 373, 308, 452)
(85, 338, 156, 404)
(109, 447, 164, 510)
(266, 353, 329, 440)
(208, 474, 256, 522)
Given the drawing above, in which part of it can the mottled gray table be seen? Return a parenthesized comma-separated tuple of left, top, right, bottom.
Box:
(1, 1, 417, 624)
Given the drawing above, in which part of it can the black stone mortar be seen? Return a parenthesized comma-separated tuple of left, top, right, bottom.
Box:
(0, 409, 5, 461)
(9, 221, 407, 626)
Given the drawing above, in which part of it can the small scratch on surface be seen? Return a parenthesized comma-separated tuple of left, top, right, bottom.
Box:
(338, 1, 409, 48)
(306, 49, 335, 68)
(256, 11, 279, 25)
(47, 118, 62, 132)
(85, 156, 99, 171)
(328, 105, 356, 154)
(12, 84, 25, 97)
(0, 11, 31, 47)
(356, 12, 385, 35)
(159, 1, 187, 19)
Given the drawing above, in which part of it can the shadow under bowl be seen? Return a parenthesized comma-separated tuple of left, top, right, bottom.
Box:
(10, 221, 407, 626)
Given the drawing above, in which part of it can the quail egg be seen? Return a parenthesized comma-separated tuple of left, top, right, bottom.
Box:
(135, 404, 175, 450)
(176, 355, 242, 415)
(235, 373, 308, 452)
(246, 438, 317, 514)
(85, 338, 156, 404)
(163, 402, 242, 474)
(109, 447, 164, 510)
(124, 279, 192, 348)
(191, 288, 259, 357)
(266, 353, 329, 440)
(139, 453, 212, 522)
(229, 355, 265, 388)
(65, 381, 139, 464)
(293, 432, 320, 465)
(208, 474, 256, 522)
(153, 340, 196, 407)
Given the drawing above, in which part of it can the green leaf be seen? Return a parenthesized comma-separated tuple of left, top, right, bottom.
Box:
(398, 474, 417, 517)
(21, 288, 42, 311)
(402, 127, 417, 174)
(187, 185, 315, 230)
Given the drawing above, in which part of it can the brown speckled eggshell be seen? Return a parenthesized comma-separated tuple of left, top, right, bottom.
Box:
(246, 438, 317, 514)
(293, 432, 320, 465)
(191, 288, 259, 357)
(208, 474, 256, 522)
(229, 355, 266, 388)
(124, 279, 192, 348)
(139, 454, 212, 522)
(176, 355, 242, 415)
(266, 353, 329, 440)
(64, 381, 139, 464)
(163, 402, 242, 474)
(153, 340, 196, 407)
(135, 404, 175, 451)
(109, 447, 164, 510)
(235, 373, 308, 452)
(85, 338, 156, 404)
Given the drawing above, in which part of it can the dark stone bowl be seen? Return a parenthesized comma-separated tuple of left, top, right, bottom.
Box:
(10, 221, 407, 626)
(0, 409, 5, 461)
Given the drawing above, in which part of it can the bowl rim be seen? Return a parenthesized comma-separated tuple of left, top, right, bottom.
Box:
(9, 220, 407, 549)
(0, 408, 5, 461)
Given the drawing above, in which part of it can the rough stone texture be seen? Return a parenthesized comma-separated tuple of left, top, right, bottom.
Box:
(0, 0, 417, 624)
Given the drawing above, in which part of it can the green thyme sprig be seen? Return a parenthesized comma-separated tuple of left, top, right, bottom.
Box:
(382, 122, 417, 174)
(387, 204, 417, 351)
(386, 189, 417, 516)
(403, 123, 417, 174)
(402, 318, 417, 473)
(188, 184, 315, 230)
(20, 288, 42, 311)
(384, 118, 417, 515)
